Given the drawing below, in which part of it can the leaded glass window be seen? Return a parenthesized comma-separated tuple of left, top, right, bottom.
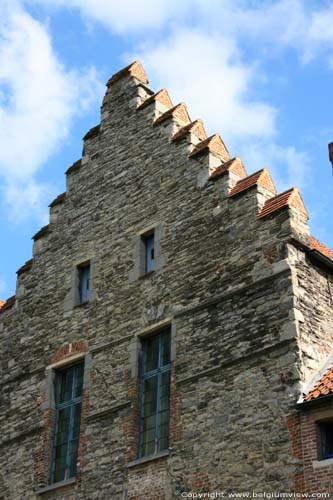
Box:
(139, 329, 171, 457)
(51, 363, 84, 484)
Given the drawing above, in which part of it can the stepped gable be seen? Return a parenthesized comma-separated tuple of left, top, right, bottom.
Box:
(137, 89, 173, 110)
(0, 295, 15, 313)
(190, 134, 230, 162)
(209, 156, 247, 181)
(309, 236, 333, 262)
(32, 224, 50, 242)
(172, 120, 207, 142)
(17, 259, 33, 276)
(153, 103, 191, 126)
(228, 168, 276, 197)
(258, 188, 308, 220)
(49, 192, 66, 208)
(106, 61, 148, 86)
(304, 365, 333, 401)
(65, 159, 81, 175)
(83, 125, 100, 141)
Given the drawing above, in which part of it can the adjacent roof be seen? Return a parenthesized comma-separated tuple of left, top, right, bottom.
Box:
(107, 61, 148, 86)
(228, 168, 276, 197)
(0, 296, 15, 313)
(258, 188, 308, 220)
(304, 365, 333, 402)
(309, 236, 333, 262)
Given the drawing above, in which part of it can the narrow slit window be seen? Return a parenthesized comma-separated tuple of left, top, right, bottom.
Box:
(78, 263, 90, 303)
(319, 422, 333, 460)
(139, 329, 171, 458)
(50, 363, 84, 484)
(143, 233, 155, 273)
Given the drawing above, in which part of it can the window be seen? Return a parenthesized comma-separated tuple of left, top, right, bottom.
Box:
(50, 363, 84, 484)
(142, 232, 155, 273)
(318, 421, 333, 459)
(78, 263, 90, 303)
(139, 329, 171, 458)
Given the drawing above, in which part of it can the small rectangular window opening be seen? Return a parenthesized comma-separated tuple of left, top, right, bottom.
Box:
(143, 232, 155, 273)
(138, 328, 171, 458)
(78, 263, 90, 303)
(50, 363, 84, 484)
(319, 421, 333, 460)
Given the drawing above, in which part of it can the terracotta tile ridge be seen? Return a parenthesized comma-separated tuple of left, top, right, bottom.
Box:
(209, 156, 247, 181)
(17, 258, 33, 276)
(309, 236, 333, 262)
(153, 103, 191, 126)
(0, 295, 15, 313)
(49, 192, 66, 208)
(189, 133, 230, 160)
(304, 365, 333, 401)
(172, 119, 207, 142)
(106, 61, 148, 86)
(137, 89, 173, 110)
(83, 124, 100, 141)
(228, 169, 265, 196)
(258, 187, 297, 219)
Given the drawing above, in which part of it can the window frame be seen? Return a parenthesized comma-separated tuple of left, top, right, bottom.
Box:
(77, 261, 90, 304)
(142, 230, 155, 274)
(318, 419, 333, 460)
(50, 362, 84, 485)
(138, 328, 171, 458)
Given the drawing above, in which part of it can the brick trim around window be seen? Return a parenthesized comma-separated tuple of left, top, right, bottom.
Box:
(33, 341, 91, 492)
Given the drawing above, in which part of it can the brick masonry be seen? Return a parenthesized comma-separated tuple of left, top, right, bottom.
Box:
(0, 61, 333, 498)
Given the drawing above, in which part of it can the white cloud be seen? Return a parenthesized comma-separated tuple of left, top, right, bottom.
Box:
(25, 0, 187, 33)
(135, 30, 276, 144)
(0, 1, 103, 221)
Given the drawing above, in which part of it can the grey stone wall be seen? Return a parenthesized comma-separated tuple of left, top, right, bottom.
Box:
(0, 66, 332, 499)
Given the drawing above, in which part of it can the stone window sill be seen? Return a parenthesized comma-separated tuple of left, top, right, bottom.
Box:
(126, 449, 169, 468)
(139, 270, 155, 280)
(313, 458, 333, 469)
(36, 478, 76, 495)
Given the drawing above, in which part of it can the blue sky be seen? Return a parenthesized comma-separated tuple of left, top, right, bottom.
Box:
(0, 0, 332, 299)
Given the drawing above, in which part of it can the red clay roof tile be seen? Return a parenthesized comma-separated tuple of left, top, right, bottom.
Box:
(153, 103, 191, 126)
(0, 296, 15, 313)
(107, 61, 148, 86)
(138, 89, 173, 110)
(228, 168, 276, 197)
(309, 236, 333, 262)
(172, 120, 207, 142)
(304, 366, 333, 401)
(209, 157, 247, 181)
(258, 188, 308, 220)
(189, 134, 230, 162)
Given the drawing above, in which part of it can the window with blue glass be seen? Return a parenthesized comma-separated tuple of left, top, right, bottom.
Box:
(78, 263, 90, 303)
(139, 329, 171, 458)
(50, 363, 84, 484)
(143, 232, 155, 273)
(319, 421, 333, 459)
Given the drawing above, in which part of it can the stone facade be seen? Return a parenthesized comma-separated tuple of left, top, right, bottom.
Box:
(0, 61, 333, 499)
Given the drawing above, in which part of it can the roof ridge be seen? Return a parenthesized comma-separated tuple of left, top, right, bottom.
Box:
(107, 61, 148, 86)
(228, 168, 275, 198)
(137, 89, 173, 110)
(153, 103, 191, 126)
(258, 187, 307, 220)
